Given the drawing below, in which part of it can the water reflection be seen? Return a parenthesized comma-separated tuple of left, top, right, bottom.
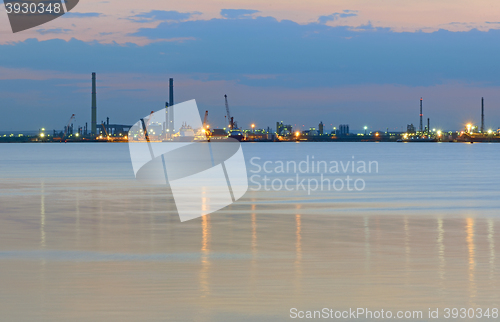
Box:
(39, 181, 47, 315)
(200, 215, 211, 298)
(364, 217, 370, 271)
(294, 205, 302, 295)
(404, 216, 410, 282)
(76, 189, 80, 244)
(465, 217, 476, 302)
(488, 219, 495, 280)
(295, 214, 302, 266)
(251, 205, 257, 259)
(250, 205, 257, 293)
(437, 218, 445, 282)
(40, 181, 45, 248)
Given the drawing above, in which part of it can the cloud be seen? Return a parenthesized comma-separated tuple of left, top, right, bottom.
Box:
(1, 17, 494, 90)
(221, 9, 260, 19)
(62, 12, 103, 18)
(36, 28, 72, 35)
(318, 10, 358, 24)
(129, 10, 200, 23)
(2, 12, 500, 131)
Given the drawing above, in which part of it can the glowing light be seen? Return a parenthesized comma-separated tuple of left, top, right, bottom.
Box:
(206, 125, 209, 129)
(251, 124, 255, 129)
(39, 133, 45, 138)
(437, 130, 442, 136)
(375, 132, 380, 137)
(432, 128, 436, 132)
(295, 131, 300, 137)
(364, 126, 368, 130)
(75, 133, 79, 137)
(41, 128, 45, 131)
(488, 129, 493, 134)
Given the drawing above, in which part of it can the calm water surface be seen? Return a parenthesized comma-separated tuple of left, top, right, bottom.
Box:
(0, 143, 499, 321)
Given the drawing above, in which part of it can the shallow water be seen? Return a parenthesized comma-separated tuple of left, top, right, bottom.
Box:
(0, 143, 499, 321)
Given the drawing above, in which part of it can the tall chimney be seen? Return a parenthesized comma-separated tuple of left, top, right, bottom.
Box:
(481, 97, 484, 133)
(169, 78, 174, 133)
(419, 98, 423, 134)
(427, 118, 430, 134)
(165, 102, 169, 139)
(91, 72, 97, 135)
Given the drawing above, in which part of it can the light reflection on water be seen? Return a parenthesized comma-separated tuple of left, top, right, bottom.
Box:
(437, 217, 446, 294)
(294, 209, 302, 296)
(40, 181, 45, 249)
(0, 143, 500, 321)
(466, 217, 476, 304)
(200, 214, 210, 298)
(488, 218, 495, 279)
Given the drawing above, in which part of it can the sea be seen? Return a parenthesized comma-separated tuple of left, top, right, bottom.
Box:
(0, 142, 499, 321)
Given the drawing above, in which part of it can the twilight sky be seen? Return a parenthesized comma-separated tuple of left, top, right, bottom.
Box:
(1, 0, 500, 132)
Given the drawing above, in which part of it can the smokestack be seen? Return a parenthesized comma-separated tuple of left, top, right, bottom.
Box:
(427, 118, 430, 135)
(419, 98, 423, 134)
(165, 102, 169, 139)
(91, 72, 97, 136)
(481, 97, 484, 133)
(169, 78, 174, 133)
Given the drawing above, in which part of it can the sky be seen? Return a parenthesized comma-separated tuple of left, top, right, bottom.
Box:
(1, 0, 500, 132)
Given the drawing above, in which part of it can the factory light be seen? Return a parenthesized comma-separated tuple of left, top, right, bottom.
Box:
(488, 129, 493, 134)
(295, 131, 300, 137)
(39, 133, 45, 138)
(437, 130, 442, 136)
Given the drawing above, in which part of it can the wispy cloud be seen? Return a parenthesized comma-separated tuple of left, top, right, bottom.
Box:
(318, 10, 358, 24)
(62, 12, 103, 18)
(129, 10, 200, 23)
(36, 28, 72, 35)
(221, 9, 259, 19)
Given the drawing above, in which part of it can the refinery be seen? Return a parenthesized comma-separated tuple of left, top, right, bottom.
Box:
(1, 72, 500, 143)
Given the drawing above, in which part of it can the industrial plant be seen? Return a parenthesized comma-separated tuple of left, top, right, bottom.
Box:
(1, 73, 499, 143)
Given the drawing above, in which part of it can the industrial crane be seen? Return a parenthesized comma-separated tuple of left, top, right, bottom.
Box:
(224, 94, 237, 130)
(203, 110, 209, 129)
(101, 122, 110, 138)
(62, 114, 75, 139)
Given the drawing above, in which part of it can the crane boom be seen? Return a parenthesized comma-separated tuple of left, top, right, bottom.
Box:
(203, 111, 208, 128)
(101, 122, 109, 137)
(224, 94, 234, 129)
(63, 114, 75, 139)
